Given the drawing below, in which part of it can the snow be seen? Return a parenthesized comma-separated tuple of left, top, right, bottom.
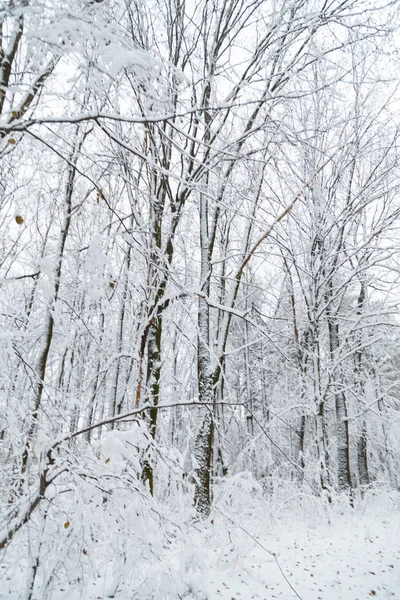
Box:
(1, 0, 400, 599)
(1, 487, 399, 599)
(179, 490, 400, 600)
(200, 506, 400, 600)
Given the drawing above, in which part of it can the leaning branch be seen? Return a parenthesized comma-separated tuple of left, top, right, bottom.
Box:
(55, 400, 245, 447)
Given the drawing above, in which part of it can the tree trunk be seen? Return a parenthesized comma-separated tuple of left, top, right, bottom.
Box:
(327, 310, 352, 492)
(21, 145, 79, 475)
(193, 188, 214, 516)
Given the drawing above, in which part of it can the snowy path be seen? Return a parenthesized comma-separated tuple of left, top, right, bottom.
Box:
(192, 504, 400, 600)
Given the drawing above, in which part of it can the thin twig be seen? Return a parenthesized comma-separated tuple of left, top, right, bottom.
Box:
(214, 505, 304, 600)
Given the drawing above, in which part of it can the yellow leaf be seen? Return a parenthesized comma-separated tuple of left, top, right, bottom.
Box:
(15, 215, 24, 225)
(8, 138, 16, 144)
(64, 521, 70, 529)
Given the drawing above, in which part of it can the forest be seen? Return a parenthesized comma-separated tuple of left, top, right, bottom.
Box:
(1, 0, 400, 598)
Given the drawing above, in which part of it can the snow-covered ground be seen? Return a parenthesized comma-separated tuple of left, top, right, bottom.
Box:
(1, 486, 400, 599)
(191, 512, 400, 599)
(182, 488, 400, 600)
